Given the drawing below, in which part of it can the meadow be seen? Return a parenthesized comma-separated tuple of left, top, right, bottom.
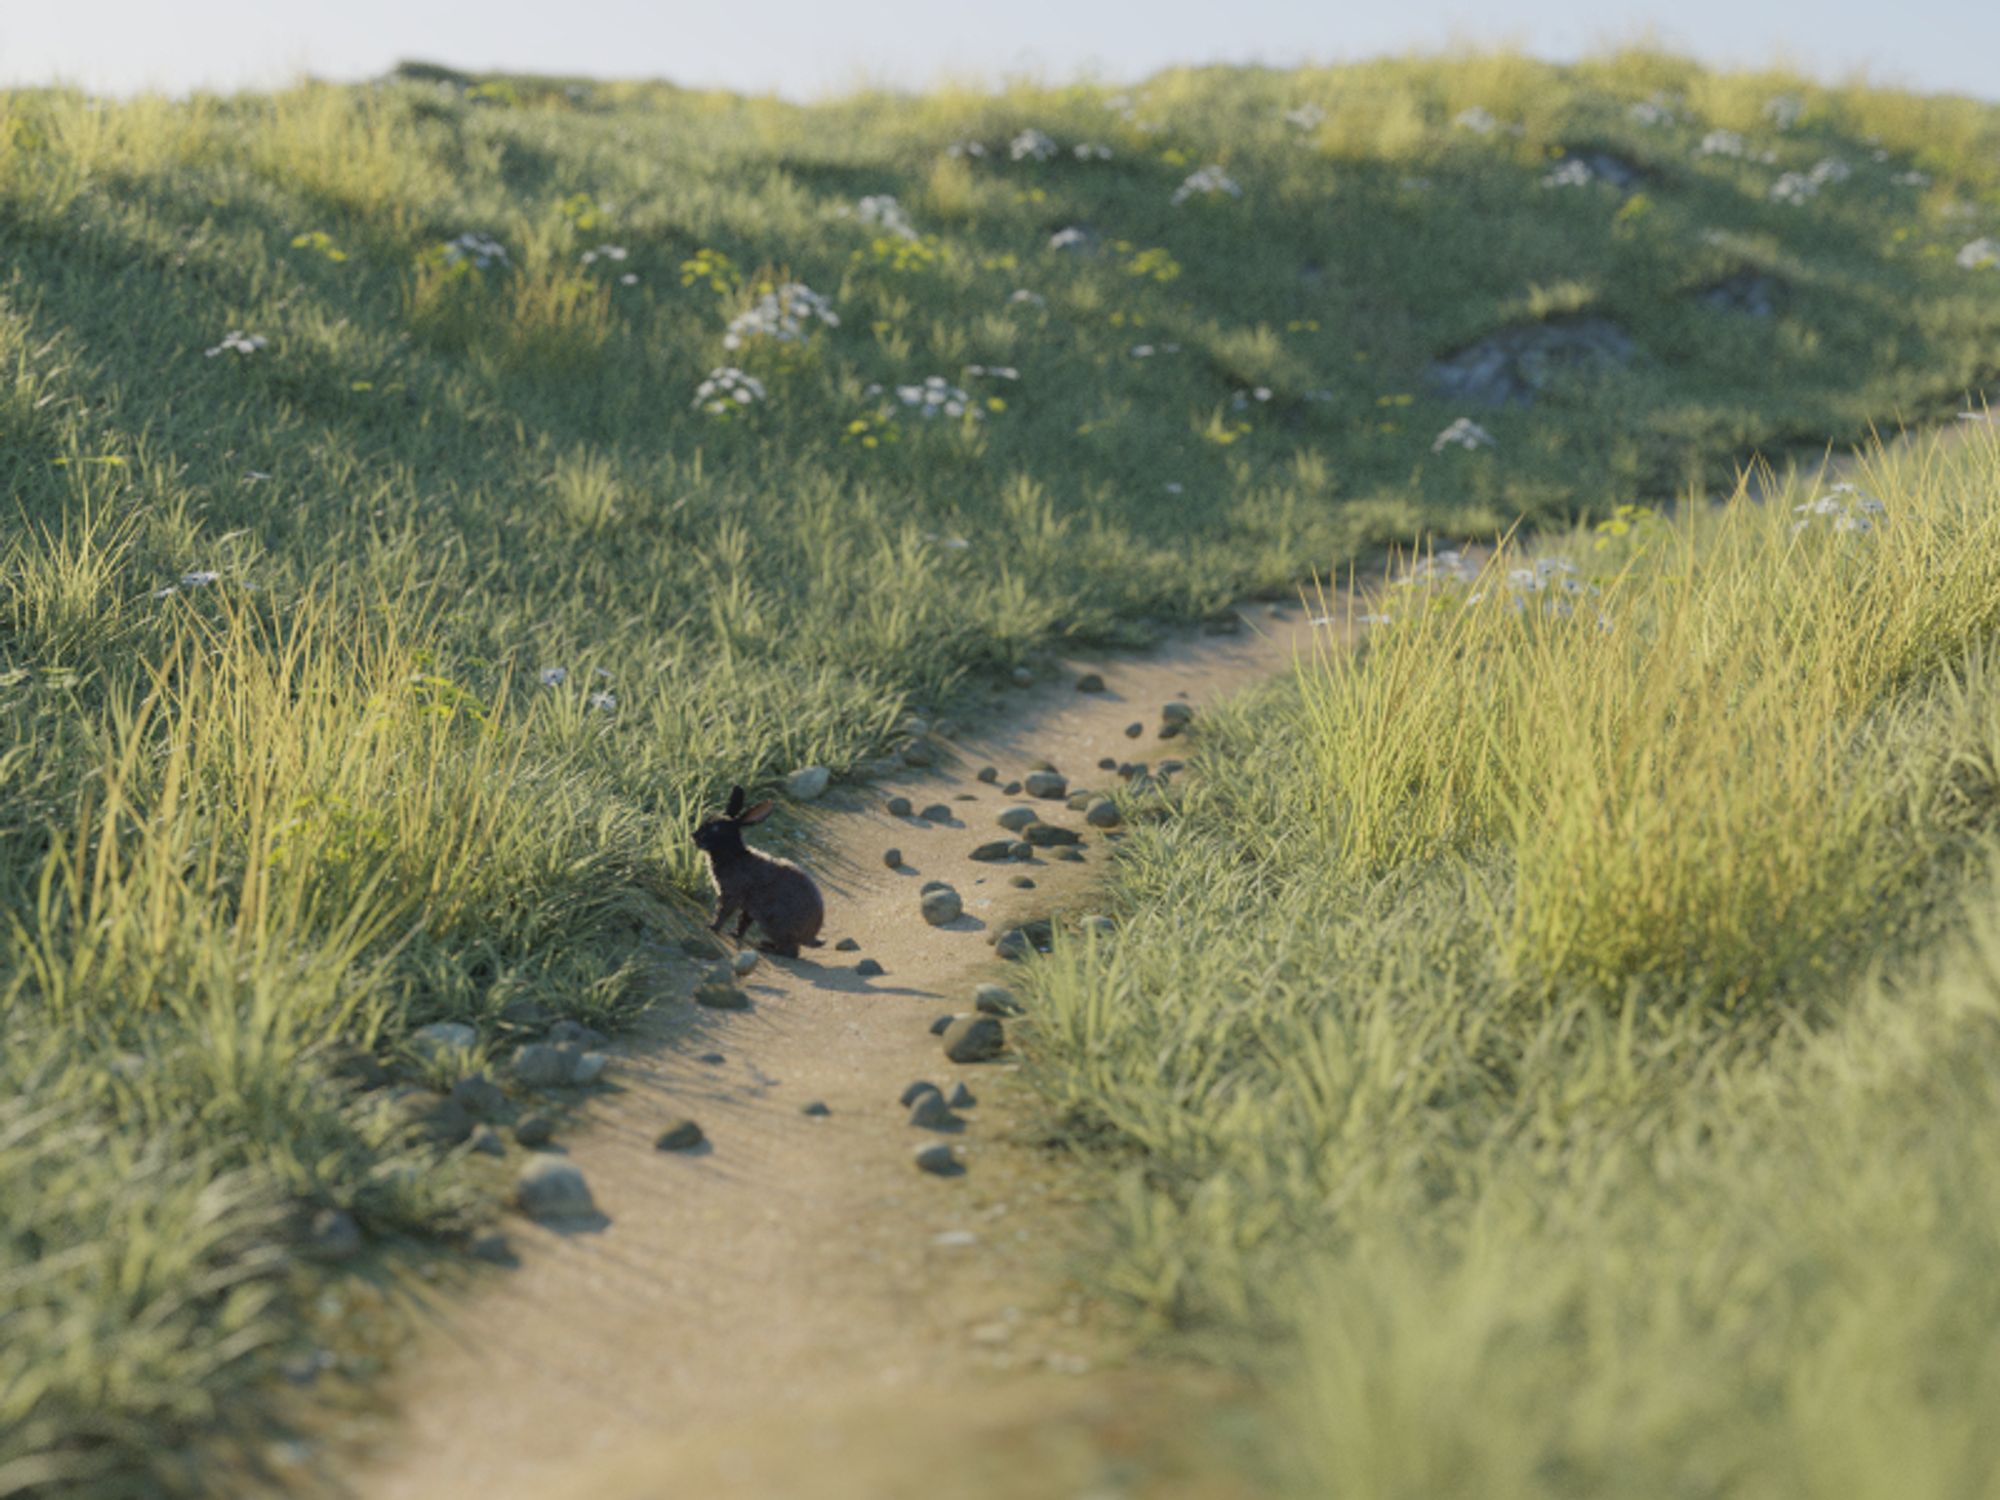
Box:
(0, 48, 1997, 1493)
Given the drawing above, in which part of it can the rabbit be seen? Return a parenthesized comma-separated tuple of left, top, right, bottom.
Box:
(692, 784, 826, 958)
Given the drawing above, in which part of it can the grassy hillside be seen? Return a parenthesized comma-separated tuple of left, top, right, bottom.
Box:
(1, 49, 1998, 1491)
(1025, 424, 2000, 1497)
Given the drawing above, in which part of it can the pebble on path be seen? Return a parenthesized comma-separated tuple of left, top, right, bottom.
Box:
(886, 796, 913, 817)
(1074, 672, 1105, 693)
(921, 879, 951, 895)
(1010, 875, 1036, 888)
(943, 1014, 1006, 1063)
(1161, 701, 1195, 726)
(1055, 849, 1086, 863)
(971, 840, 1015, 862)
(977, 766, 999, 783)
(974, 983, 1021, 1017)
(731, 950, 759, 976)
(1085, 798, 1121, 828)
(997, 805, 1039, 832)
(929, 1015, 955, 1035)
(1097, 757, 1119, 770)
(882, 848, 903, 869)
(901, 1080, 943, 1106)
(914, 1142, 961, 1176)
(908, 1092, 958, 1129)
(1002, 780, 1023, 795)
(801, 1100, 831, 1116)
(921, 887, 964, 925)
(468, 1231, 516, 1265)
(694, 982, 750, 1010)
(857, 958, 885, 977)
(920, 803, 953, 822)
(514, 1114, 555, 1148)
(947, 1082, 977, 1109)
(1124, 722, 1144, 738)
(786, 765, 831, 801)
(1024, 822, 1080, 847)
(1024, 771, 1068, 800)
(655, 1118, 706, 1152)
(516, 1159, 595, 1220)
(836, 936, 861, 951)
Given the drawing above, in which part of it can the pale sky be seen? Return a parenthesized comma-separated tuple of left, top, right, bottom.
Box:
(1, 0, 1994, 103)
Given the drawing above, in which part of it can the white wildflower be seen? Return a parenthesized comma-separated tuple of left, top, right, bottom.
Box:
(1792, 482, 1885, 535)
(1453, 107, 1498, 135)
(1282, 103, 1326, 131)
(1764, 94, 1804, 130)
(205, 331, 268, 357)
(442, 232, 508, 269)
(1698, 129, 1747, 158)
(1432, 417, 1497, 453)
(893, 374, 981, 420)
(579, 243, 628, 266)
(1894, 169, 1932, 188)
(722, 282, 838, 351)
(1048, 227, 1089, 250)
(1171, 166, 1243, 205)
(1164, 482, 1184, 494)
(1129, 344, 1155, 358)
(1543, 159, 1595, 189)
(854, 194, 918, 239)
(1628, 97, 1674, 127)
(692, 366, 768, 416)
(1008, 288, 1047, 307)
(962, 364, 1019, 380)
(587, 691, 616, 713)
(1010, 129, 1057, 162)
(1957, 238, 2000, 271)
(1072, 142, 1113, 161)
(539, 666, 569, 687)
(181, 570, 220, 588)
(946, 138, 987, 158)
(619, 272, 638, 285)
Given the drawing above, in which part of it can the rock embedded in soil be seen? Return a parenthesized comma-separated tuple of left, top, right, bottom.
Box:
(801, 1100, 831, 1116)
(1010, 875, 1036, 889)
(1055, 848, 1086, 863)
(929, 1015, 955, 1035)
(468, 1230, 516, 1265)
(513, 1114, 554, 1148)
(970, 840, 1016, 862)
(1010, 666, 1033, 687)
(946, 1082, 977, 1109)
(1085, 798, 1122, 829)
(731, 950, 759, 977)
(1161, 701, 1194, 726)
(572, 1053, 609, 1085)
(654, 1118, 706, 1152)
(920, 803, 953, 822)
(1024, 771, 1068, 800)
(511, 1042, 582, 1088)
(1097, 757, 1118, 770)
(1124, 722, 1143, 738)
(836, 936, 861, 951)
(389, 1089, 473, 1145)
(997, 805, 1040, 832)
(306, 1208, 364, 1262)
(1002, 780, 1023, 796)
(995, 929, 1032, 961)
(1074, 672, 1105, 693)
(786, 766, 831, 801)
(1009, 841, 1036, 861)
(694, 982, 751, 1011)
(411, 1022, 477, 1062)
(900, 739, 935, 768)
(914, 1142, 961, 1176)
(943, 1014, 1007, 1063)
(1066, 790, 1094, 811)
(1024, 822, 1080, 847)
(1427, 316, 1637, 407)
(468, 1125, 506, 1157)
(920, 887, 964, 925)
(515, 1158, 595, 1220)
(547, 1020, 608, 1049)
(974, 983, 1021, 1017)
(856, 958, 885, 977)
(977, 766, 999, 783)
(450, 1074, 506, 1119)
(908, 1092, 959, 1129)
(1080, 915, 1117, 941)
(901, 1080, 943, 1106)
(886, 796, 913, 817)
(881, 848, 903, 869)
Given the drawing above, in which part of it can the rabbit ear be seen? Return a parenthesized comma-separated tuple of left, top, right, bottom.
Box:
(738, 800, 776, 825)
(726, 785, 746, 818)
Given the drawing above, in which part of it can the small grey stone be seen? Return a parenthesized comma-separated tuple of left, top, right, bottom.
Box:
(1055, 849, 1086, 863)
(920, 802, 953, 822)
(450, 1073, 506, 1118)
(786, 765, 831, 801)
(512, 1042, 580, 1087)
(946, 1082, 977, 1109)
(943, 1014, 1006, 1063)
(468, 1230, 515, 1265)
(1002, 780, 1023, 795)
(410, 1022, 477, 1061)
(1074, 672, 1105, 693)
(1085, 798, 1122, 829)
(886, 796, 913, 817)
(914, 1142, 961, 1175)
(678, 933, 727, 960)
(921, 887, 963, 925)
(468, 1125, 506, 1157)
(900, 739, 935, 768)
(1025, 771, 1067, 799)
(389, 1090, 473, 1144)
(324, 1042, 391, 1091)
(514, 1114, 554, 1147)
(1009, 841, 1035, 860)
(902, 716, 931, 736)
(1080, 915, 1117, 941)
(974, 984, 1020, 1017)
(1157, 759, 1185, 776)
(976, 766, 999, 783)
(694, 982, 750, 1010)
(1010, 875, 1036, 889)
(970, 840, 1015, 862)
(515, 1158, 595, 1220)
(731, 950, 760, 977)
(1124, 722, 1144, 738)
(1162, 702, 1194, 725)
(934, 718, 958, 738)
(1066, 790, 1094, 811)
(882, 848, 903, 869)
(306, 1208, 363, 1262)
(572, 1052, 610, 1085)
(835, 937, 861, 951)
(547, 1020, 608, 1049)
(901, 1080, 943, 1106)
(655, 1118, 705, 1151)
(1028, 758, 1058, 772)
(697, 1052, 726, 1065)
(909, 1093, 958, 1129)
(856, 958, 885, 977)
(801, 1100, 831, 1116)
(929, 1014, 955, 1035)
(1010, 666, 1033, 687)
(997, 805, 1040, 832)
(921, 879, 951, 894)
(995, 928, 1033, 961)
(1024, 822, 1080, 847)
(1158, 721, 1184, 740)
(1097, 757, 1119, 770)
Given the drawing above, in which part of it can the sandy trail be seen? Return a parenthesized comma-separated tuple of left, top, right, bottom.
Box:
(340, 604, 1322, 1500)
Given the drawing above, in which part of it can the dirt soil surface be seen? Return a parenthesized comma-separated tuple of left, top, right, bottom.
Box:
(336, 602, 1328, 1500)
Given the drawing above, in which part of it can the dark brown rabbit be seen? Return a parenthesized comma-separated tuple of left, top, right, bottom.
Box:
(692, 785, 826, 957)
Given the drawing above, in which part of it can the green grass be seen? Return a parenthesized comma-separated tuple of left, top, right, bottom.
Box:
(1, 47, 1999, 1493)
(1022, 423, 2000, 1497)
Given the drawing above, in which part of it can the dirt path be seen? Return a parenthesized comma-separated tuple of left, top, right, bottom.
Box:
(336, 604, 1322, 1500)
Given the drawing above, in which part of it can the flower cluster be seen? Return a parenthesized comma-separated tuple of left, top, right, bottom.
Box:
(1763, 94, 1805, 130)
(1698, 129, 1746, 158)
(1628, 97, 1675, 127)
(1229, 385, 1274, 410)
(946, 139, 987, 159)
(1432, 417, 1497, 453)
(1123, 246, 1181, 282)
(205, 331, 268, 357)
(722, 282, 839, 351)
(854, 234, 947, 273)
(442, 232, 508, 269)
(1454, 107, 1498, 135)
(853, 195, 917, 239)
(692, 366, 767, 417)
(1769, 158, 1849, 206)
(1282, 103, 1326, 131)
(290, 230, 348, 262)
(962, 363, 1019, 381)
(152, 569, 223, 599)
(1048, 226, 1090, 251)
(1072, 142, 1114, 161)
(1793, 482, 1884, 534)
(680, 247, 740, 294)
(1008, 288, 1047, 307)
(1171, 165, 1243, 205)
(1543, 159, 1595, 189)
(579, 243, 628, 266)
(893, 375, 983, 419)
(1958, 238, 2000, 271)
(1010, 129, 1057, 162)
(1128, 341, 1183, 358)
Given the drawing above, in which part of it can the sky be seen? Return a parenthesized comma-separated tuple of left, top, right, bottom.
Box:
(1, 0, 1995, 103)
